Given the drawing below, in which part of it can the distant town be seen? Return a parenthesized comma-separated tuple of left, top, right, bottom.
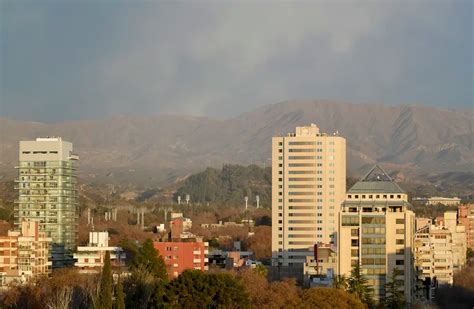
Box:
(0, 125, 472, 308)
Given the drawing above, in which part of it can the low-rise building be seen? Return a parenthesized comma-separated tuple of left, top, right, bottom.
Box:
(73, 231, 125, 273)
(154, 240, 209, 278)
(414, 197, 461, 206)
(0, 221, 51, 286)
(303, 245, 337, 288)
(155, 216, 208, 278)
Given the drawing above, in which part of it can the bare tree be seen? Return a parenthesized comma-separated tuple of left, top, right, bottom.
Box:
(47, 286, 73, 309)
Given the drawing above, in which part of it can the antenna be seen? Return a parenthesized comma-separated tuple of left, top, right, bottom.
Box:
(256, 195, 260, 209)
(244, 196, 248, 210)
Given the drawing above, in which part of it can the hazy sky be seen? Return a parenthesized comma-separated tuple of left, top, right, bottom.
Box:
(1, 1, 472, 122)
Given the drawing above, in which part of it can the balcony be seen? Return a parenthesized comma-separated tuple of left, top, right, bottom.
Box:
(193, 259, 201, 263)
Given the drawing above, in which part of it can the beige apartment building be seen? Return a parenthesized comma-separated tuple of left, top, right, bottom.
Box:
(441, 211, 466, 270)
(0, 221, 52, 286)
(15, 137, 79, 267)
(338, 166, 415, 302)
(271, 124, 346, 273)
(415, 224, 454, 290)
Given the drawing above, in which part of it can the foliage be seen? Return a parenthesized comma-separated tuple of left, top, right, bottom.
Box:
(244, 226, 271, 260)
(115, 275, 125, 309)
(466, 248, 474, 260)
(347, 263, 373, 305)
(125, 264, 159, 309)
(131, 239, 168, 281)
(96, 251, 113, 309)
(384, 268, 406, 309)
(174, 164, 271, 207)
(118, 238, 139, 265)
(300, 288, 366, 309)
(255, 215, 271, 226)
(163, 270, 250, 308)
(252, 264, 268, 278)
(332, 274, 348, 290)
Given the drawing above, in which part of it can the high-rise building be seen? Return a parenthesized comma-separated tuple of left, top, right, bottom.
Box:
(338, 166, 415, 302)
(0, 220, 52, 286)
(271, 124, 346, 275)
(15, 137, 79, 267)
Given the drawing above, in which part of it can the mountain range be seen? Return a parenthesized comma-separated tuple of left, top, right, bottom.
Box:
(0, 100, 472, 191)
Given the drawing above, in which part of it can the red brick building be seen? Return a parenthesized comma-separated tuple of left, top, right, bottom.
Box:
(154, 240, 208, 278)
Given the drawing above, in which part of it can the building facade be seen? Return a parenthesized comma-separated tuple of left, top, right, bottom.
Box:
(415, 224, 454, 296)
(73, 232, 125, 272)
(441, 211, 466, 270)
(303, 245, 337, 288)
(338, 166, 415, 302)
(154, 240, 209, 278)
(458, 204, 474, 250)
(271, 124, 346, 273)
(15, 137, 78, 267)
(0, 221, 52, 286)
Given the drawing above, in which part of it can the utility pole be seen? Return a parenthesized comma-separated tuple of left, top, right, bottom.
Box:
(256, 195, 260, 209)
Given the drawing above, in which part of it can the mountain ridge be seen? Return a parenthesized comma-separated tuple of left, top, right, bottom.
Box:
(0, 100, 472, 189)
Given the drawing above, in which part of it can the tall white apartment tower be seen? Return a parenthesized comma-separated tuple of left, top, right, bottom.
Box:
(271, 124, 346, 273)
(15, 137, 79, 266)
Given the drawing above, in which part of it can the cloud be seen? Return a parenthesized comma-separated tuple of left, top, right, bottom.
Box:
(1, 1, 471, 121)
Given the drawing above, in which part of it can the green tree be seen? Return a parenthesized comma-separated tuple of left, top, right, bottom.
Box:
(132, 239, 168, 281)
(384, 268, 406, 309)
(164, 270, 250, 308)
(348, 263, 373, 305)
(115, 275, 125, 309)
(96, 251, 113, 309)
(332, 274, 348, 290)
(252, 264, 268, 278)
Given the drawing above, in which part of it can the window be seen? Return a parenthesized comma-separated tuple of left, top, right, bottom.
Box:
(351, 249, 359, 257)
(396, 239, 404, 245)
(396, 229, 405, 234)
(396, 260, 404, 265)
(396, 219, 404, 224)
(351, 239, 359, 246)
(351, 229, 359, 236)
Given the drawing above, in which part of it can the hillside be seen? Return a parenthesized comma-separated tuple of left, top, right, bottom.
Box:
(0, 100, 472, 192)
(173, 164, 271, 208)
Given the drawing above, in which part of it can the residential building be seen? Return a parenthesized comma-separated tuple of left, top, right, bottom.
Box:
(154, 241, 209, 278)
(442, 211, 466, 270)
(415, 218, 432, 231)
(0, 221, 52, 286)
(155, 216, 209, 278)
(271, 124, 346, 276)
(303, 244, 337, 288)
(15, 137, 79, 268)
(414, 224, 454, 302)
(338, 165, 415, 303)
(73, 231, 125, 273)
(458, 204, 474, 250)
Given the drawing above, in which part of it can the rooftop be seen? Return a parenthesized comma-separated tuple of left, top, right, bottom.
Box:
(348, 165, 405, 194)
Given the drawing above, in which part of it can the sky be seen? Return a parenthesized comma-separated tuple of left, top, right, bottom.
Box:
(1, 1, 472, 122)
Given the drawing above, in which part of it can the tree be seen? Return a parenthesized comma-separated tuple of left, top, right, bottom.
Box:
(300, 288, 366, 309)
(164, 270, 250, 308)
(332, 274, 348, 290)
(96, 251, 113, 309)
(384, 268, 406, 309)
(115, 275, 125, 309)
(132, 239, 168, 281)
(348, 263, 373, 305)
